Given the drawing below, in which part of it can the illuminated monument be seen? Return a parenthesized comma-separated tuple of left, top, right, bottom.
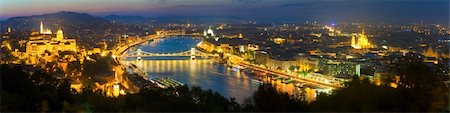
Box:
(423, 46, 439, 58)
(204, 26, 220, 41)
(26, 21, 77, 55)
(203, 26, 216, 37)
(351, 30, 371, 49)
(40, 21, 52, 34)
(422, 46, 439, 64)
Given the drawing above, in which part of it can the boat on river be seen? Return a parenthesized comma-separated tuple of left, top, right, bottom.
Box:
(153, 77, 185, 88)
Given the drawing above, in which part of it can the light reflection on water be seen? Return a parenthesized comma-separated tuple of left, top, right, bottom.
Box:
(123, 37, 260, 103)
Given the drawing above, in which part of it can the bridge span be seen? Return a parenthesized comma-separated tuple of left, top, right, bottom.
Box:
(123, 48, 218, 58)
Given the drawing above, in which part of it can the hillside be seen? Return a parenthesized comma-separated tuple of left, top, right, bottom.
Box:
(1, 11, 144, 39)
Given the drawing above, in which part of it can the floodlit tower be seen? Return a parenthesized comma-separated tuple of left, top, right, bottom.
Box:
(137, 49, 142, 61)
(351, 35, 356, 48)
(190, 48, 196, 60)
(56, 29, 64, 40)
(40, 21, 44, 34)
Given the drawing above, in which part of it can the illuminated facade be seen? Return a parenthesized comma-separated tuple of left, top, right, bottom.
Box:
(319, 60, 361, 77)
(156, 29, 186, 37)
(273, 38, 286, 44)
(351, 30, 372, 49)
(26, 22, 77, 55)
(262, 55, 319, 72)
(422, 46, 439, 64)
(40, 21, 52, 34)
(203, 26, 215, 37)
(423, 46, 438, 58)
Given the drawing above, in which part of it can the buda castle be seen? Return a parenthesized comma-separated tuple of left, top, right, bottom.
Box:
(26, 21, 77, 55)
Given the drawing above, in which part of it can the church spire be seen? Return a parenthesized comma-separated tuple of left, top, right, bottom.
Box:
(40, 21, 44, 34)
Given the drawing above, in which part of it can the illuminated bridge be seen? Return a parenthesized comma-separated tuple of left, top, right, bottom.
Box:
(123, 48, 218, 59)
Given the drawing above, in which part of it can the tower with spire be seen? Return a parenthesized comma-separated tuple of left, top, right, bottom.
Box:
(39, 21, 52, 34)
(40, 21, 44, 34)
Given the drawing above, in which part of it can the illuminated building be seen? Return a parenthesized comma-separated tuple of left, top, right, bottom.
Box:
(247, 44, 260, 51)
(273, 38, 286, 44)
(310, 32, 322, 37)
(351, 30, 372, 49)
(255, 51, 269, 65)
(2, 27, 11, 38)
(156, 29, 186, 37)
(56, 29, 64, 40)
(26, 22, 77, 55)
(40, 21, 52, 35)
(422, 46, 439, 64)
(239, 45, 246, 53)
(319, 60, 361, 77)
(203, 26, 215, 37)
(199, 37, 250, 53)
(238, 33, 244, 38)
(263, 55, 319, 72)
(202, 26, 221, 41)
(423, 46, 439, 58)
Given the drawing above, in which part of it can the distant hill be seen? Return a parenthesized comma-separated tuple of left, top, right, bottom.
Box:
(102, 14, 244, 25)
(1, 11, 144, 39)
(154, 16, 243, 24)
(104, 15, 150, 24)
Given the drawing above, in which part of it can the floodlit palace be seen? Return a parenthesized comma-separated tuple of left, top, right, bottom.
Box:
(26, 21, 76, 55)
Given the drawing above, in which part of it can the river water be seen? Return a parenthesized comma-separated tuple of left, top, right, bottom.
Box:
(123, 37, 260, 103)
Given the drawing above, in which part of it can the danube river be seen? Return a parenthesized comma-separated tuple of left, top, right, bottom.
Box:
(123, 37, 260, 102)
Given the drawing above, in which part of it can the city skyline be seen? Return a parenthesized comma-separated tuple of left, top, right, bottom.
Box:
(1, 0, 448, 24)
(1, 0, 448, 112)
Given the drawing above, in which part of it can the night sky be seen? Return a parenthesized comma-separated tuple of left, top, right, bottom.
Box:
(1, 0, 448, 24)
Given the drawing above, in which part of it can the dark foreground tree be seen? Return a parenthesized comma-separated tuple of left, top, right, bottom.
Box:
(242, 83, 309, 112)
(0, 64, 240, 112)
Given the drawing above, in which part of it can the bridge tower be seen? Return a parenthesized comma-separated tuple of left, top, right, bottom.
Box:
(137, 49, 142, 61)
(190, 48, 196, 60)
